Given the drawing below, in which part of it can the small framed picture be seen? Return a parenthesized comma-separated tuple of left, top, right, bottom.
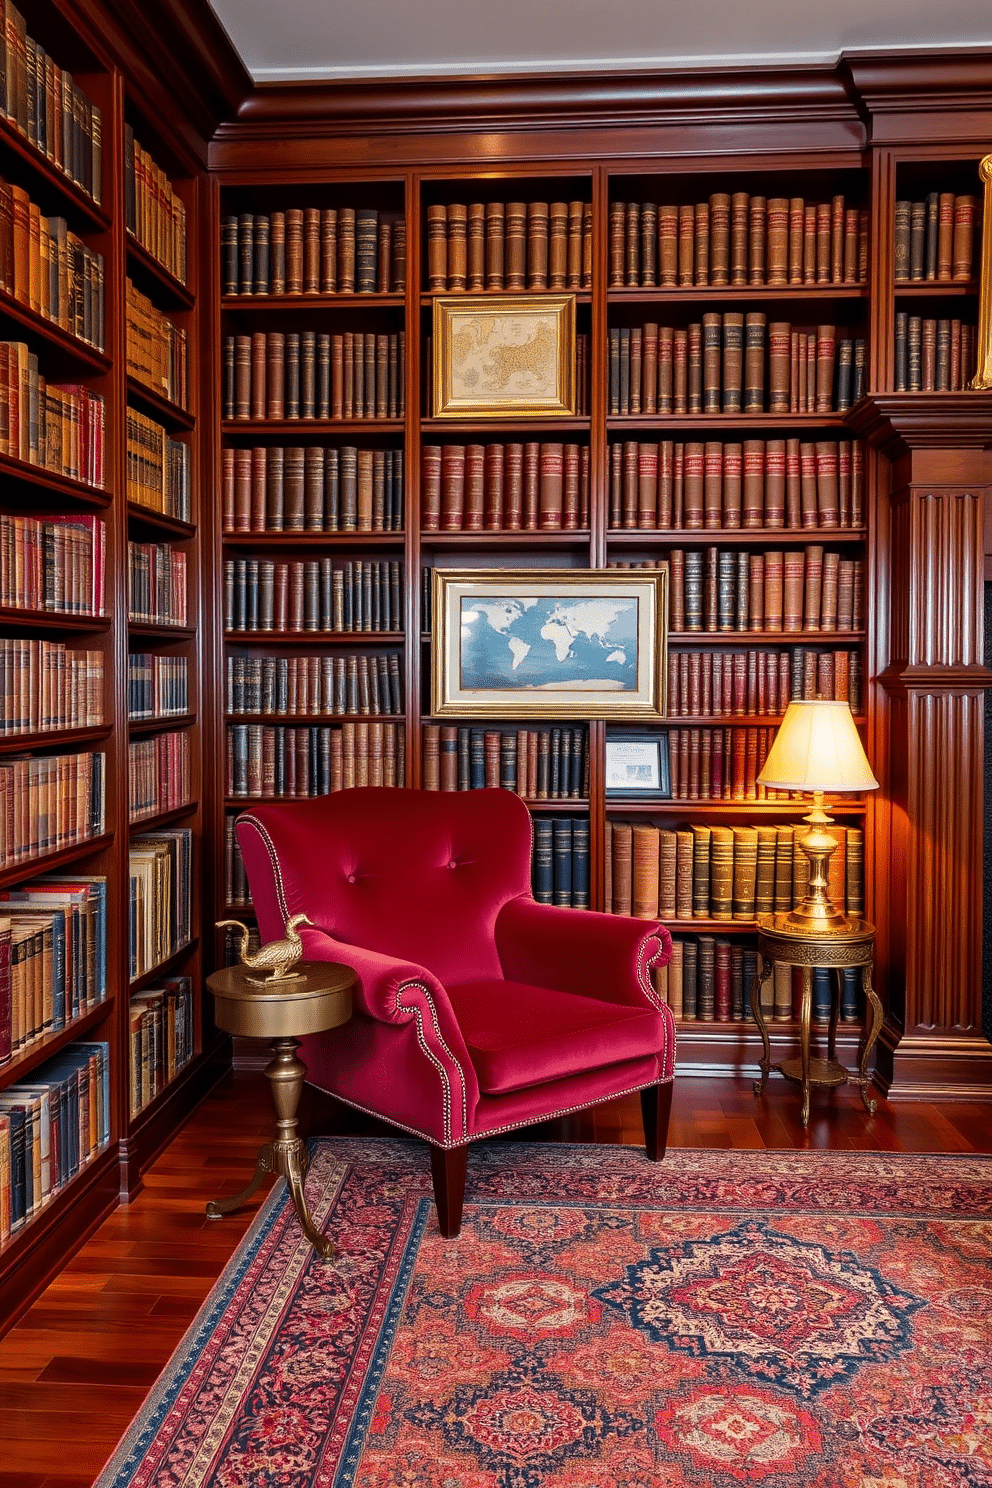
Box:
(432, 294, 576, 419)
(604, 732, 671, 798)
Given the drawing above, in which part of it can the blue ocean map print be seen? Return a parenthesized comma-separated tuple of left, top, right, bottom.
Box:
(459, 595, 640, 691)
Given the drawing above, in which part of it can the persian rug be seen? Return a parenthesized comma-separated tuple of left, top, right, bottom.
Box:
(96, 1139, 992, 1488)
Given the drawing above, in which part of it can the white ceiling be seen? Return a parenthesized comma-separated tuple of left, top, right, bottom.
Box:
(206, 0, 992, 84)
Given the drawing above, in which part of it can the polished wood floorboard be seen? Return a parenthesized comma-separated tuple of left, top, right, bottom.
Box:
(1, 1070, 990, 1485)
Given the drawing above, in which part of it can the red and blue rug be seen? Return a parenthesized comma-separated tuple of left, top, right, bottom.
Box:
(96, 1139, 992, 1487)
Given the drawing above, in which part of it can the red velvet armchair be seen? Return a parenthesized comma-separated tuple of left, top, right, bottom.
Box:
(235, 787, 675, 1236)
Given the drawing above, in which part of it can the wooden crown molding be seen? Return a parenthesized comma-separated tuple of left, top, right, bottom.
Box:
(848, 393, 992, 456)
(840, 50, 992, 115)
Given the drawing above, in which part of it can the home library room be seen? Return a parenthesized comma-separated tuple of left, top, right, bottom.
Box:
(2, 8, 992, 1333)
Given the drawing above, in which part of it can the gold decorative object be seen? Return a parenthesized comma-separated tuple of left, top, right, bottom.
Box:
(971, 153, 992, 390)
(432, 294, 576, 418)
(215, 912, 313, 984)
(757, 699, 878, 936)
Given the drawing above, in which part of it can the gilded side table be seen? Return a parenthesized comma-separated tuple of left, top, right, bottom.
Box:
(750, 915, 883, 1128)
(206, 960, 354, 1259)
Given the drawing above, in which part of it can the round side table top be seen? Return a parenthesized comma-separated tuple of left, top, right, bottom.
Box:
(207, 960, 355, 1040)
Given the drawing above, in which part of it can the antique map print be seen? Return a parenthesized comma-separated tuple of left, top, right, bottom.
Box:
(449, 309, 561, 402)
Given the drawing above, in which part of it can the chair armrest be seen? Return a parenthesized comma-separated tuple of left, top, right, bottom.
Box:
(494, 896, 671, 1008)
(300, 922, 457, 1029)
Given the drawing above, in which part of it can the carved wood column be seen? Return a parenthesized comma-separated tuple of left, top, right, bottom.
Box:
(853, 395, 992, 1097)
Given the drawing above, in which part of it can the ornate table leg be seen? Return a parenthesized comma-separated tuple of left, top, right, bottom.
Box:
(206, 1145, 278, 1217)
(856, 966, 884, 1116)
(799, 966, 813, 1129)
(751, 954, 775, 1094)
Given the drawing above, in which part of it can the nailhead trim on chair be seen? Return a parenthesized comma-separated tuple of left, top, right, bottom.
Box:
(395, 979, 469, 1144)
(237, 814, 291, 922)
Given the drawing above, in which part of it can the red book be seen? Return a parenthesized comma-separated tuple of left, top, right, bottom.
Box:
(440, 445, 466, 531)
(539, 443, 564, 530)
(704, 442, 723, 529)
(464, 443, 485, 531)
(715, 940, 732, 1020)
(503, 443, 523, 530)
(638, 443, 658, 528)
(421, 445, 442, 530)
(562, 444, 580, 530)
(484, 444, 504, 530)
(523, 443, 540, 530)
(657, 441, 674, 528)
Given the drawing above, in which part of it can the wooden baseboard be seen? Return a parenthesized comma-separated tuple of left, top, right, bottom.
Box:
(874, 1026, 992, 1101)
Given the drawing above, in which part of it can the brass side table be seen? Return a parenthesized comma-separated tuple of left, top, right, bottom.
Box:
(750, 915, 883, 1128)
(206, 960, 354, 1259)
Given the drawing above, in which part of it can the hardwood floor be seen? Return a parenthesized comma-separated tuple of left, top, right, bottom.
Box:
(1, 1070, 990, 1486)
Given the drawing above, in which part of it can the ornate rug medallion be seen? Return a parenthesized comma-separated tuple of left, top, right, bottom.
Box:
(94, 1142, 992, 1488)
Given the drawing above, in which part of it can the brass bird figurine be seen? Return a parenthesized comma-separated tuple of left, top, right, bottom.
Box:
(216, 912, 313, 984)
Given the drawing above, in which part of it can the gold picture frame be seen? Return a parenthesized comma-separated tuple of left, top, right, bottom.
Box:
(971, 152, 992, 389)
(431, 567, 668, 720)
(432, 294, 576, 419)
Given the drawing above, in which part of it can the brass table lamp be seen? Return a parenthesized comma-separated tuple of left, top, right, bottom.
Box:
(757, 698, 878, 935)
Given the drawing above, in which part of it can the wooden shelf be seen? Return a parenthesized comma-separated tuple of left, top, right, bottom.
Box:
(223, 291, 405, 310)
(127, 621, 196, 640)
(0, 607, 110, 633)
(420, 290, 592, 306)
(128, 713, 197, 735)
(0, 115, 110, 233)
(223, 418, 403, 434)
(0, 451, 111, 509)
(608, 799, 867, 815)
(608, 527, 867, 545)
(226, 712, 401, 724)
(127, 376, 195, 431)
(0, 999, 115, 1096)
(126, 502, 196, 539)
(421, 417, 590, 435)
(129, 937, 199, 993)
(670, 629, 866, 644)
(0, 725, 111, 754)
(662, 714, 867, 727)
(607, 285, 869, 304)
(421, 529, 591, 546)
(225, 630, 404, 645)
(222, 531, 404, 547)
(0, 285, 110, 374)
(0, 832, 114, 892)
(893, 280, 978, 296)
(126, 232, 195, 309)
(607, 413, 850, 432)
(129, 800, 199, 832)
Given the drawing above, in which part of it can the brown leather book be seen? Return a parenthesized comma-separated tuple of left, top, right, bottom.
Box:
(851, 442, 864, 527)
(441, 444, 465, 531)
(748, 553, 764, 630)
(668, 549, 685, 630)
(639, 201, 657, 288)
(463, 443, 484, 531)
(802, 545, 823, 631)
(630, 326, 642, 414)
(658, 203, 678, 285)
(305, 446, 326, 530)
(766, 197, 789, 285)
(657, 440, 674, 527)
(815, 442, 840, 527)
(829, 194, 845, 282)
(763, 319, 788, 413)
(657, 829, 677, 917)
(264, 445, 284, 531)
(249, 446, 268, 532)
(763, 439, 785, 527)
(632, 824, 660, 918)
(339, 446, 358, 531)
(731, 191, 749, 285)
(420, 445, 441, 532)
(467, 202, 486, 289)
(303, 206, 320, 293)
(248, 331, 266, 419)
(503, 442, 523, 529)
(691, 823, 711, 914)
(660, 325, 676, 412)
(952, 195, 976, 280)
(763, 549, 784, 630)
(703, 442, 722, 529)
(421, 724, 440, 790)
(820, 550, 839, 631)
(636, 443, 657, 528)
(683, 442, 705, 529)
(284, 330, 301, 418)
(815, 325, 835, 412)
(709, 824, 734, 919)
(815, 201, 831, 282)
(233, 334, 251, 419)
(709, 192, 730, 285)
(486, 200, 505, 290)
(799, 442, 818, 529)
(549, 200, 568, 289)
(523, 442, 540, 530)
(337, 206, 356, 293)
(539, 442, 564, 529)
(694, 199, 710, 285)
(269, 211, 286, 293)
(748, 195, 766, 284)
(527, 200, 549, 289)
(266, 332, 285, 419)
(702, 312, 722, 412)
(785, 438, 802, 526)
(937, 192, 955, 281)
(426, 203, 447, 290)
(283, 446, 305, 531)
(447, 203, 467, 291)
(678, 203, 694, 286)
(611, 822, 633, 916)
(439, 725, 458, 791)
(845, 826, 864, 915)
(843, 207, 859, 283)
(317, 207, 336, 293)
(801, 203, 816, 282)
(563, 443, 581, 530)
(687, 321, 703, 412)
(568, 199, 584, 289)
(484, 443, 504, 531)
(285, 208, 304, 294)
(356, 448, 374, 533)
(743, 312, 765, 413)
(674, 828, 694, 917)
(642, 323, 659, 414)
(781, 549, 804, 633)
(608, 200, 625, 286)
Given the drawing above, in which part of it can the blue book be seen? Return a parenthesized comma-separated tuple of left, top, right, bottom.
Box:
(841, 966, 861, 1021)
(571, 816, 590, 909)
(811, 966, 832, 1024)
(552, 818, 572, 907)
(532, 819, 553, 904)
(470, 729, 485, 789)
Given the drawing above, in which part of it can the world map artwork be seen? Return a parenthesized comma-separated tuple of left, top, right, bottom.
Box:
(459, 596, 639, 691)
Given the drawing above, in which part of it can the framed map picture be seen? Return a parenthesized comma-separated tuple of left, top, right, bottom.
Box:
(431, 568, 668, 719)
(432, 294, 576, 418)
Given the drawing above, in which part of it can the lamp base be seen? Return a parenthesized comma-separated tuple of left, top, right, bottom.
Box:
(783, 791, 852, 938)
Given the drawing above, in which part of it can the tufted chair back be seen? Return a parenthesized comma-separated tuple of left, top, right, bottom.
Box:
(235, 786, 534, 986)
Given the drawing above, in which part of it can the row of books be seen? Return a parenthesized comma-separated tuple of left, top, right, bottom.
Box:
(129, 828, 192, 981)
(127, 541, 188, 628)
(422, 442, 591, 532)
(0, 348, 105, 486)
(668, 547, 864, 634)
(422, 725, 588, 799)
(226, 652, 403, 718)
(128, 730, 190, 822)
(0, 750, 105, 869)
(128, 976, 193, 1118)
(127, 654, 189, 722)
(665, 724, 790, 802)
(425, 199, 593, 292)
(0, 512, 105, 616)
(607, 438, 864, 532)
(608, 194, 869, 290)
(224, 557, 403, 635)
(667, 646, 862, 718)
(606, 819, 863, 921)
(531, 816, 590, 908)
(894, 195, 978, 282)
(124, 126, 187, 286)
(0, 1041, 110, 1247)
(0, 176, 105, 349)
(126, 408, 190, 523)
(893, 316, 977, 393)
(222, 206, 406, 296)
(608, 319, 866, 417)
(1, 640, 103, 734)
(222, 444, 404, 534)
(227, 720, 406, 798)
(0, 874, 106, 1064)
(224, 330, 406, 423)
(654, 938, 862, 1024)
(125, 279, 188, 410)
(0, 3, 103, 206)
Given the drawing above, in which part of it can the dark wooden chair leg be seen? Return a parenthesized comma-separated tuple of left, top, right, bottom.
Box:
(429, 1143, 469, 1237)
(640, 1081, 674, 1161)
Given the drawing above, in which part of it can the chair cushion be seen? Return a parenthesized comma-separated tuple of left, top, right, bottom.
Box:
(444, 978, 668, 1095)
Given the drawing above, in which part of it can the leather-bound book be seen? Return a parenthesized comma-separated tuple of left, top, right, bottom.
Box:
(611, 821, 633, 915)
(842, 206, 859, 283)
(639, 200, 657, 287)
(730, 824, 757, 919)
(768, 320, 790, 412)
(302, 206, 320, 293)
(483, 443, 504, 531)
(359, 448, 378, 533)
(670, 327, 687, 413)
(712, 938, 731, 1021)
(759, 438, 783, 528)
(630, 326, 642, 414)
(802, 544, 823, 631)
(440, 444, 465, 531)
(508, 199, 532, 288)
(715, 549, 734, 631)
(523, 442, 541, 530)
(681, 938, 698, 1020)
(632, 824, 660, 918)
(815, 325, 835, 412)
(426, 203, 447, 290)
(254, 214, 270, 294)
(657, 440, 674, 527)
(935, 318, 951, 391)
(531, 818, 553, 903)
(262, 445, 283, 531)
(691, 823, 711, 915)
(420, 445, 441, 531)
(501, 442, 524, 530)
(640, 321, 659, 414)
(771, 824, 794, 913)
(563, 443, 581, 530)
(743, 312, 765, 413)
(318, 207, 337, 293)
(782, 195, 802, 284)
(284, 208, 303, 294)
(694, 199, 710, 284)
(820, 550, 839, 631)
(830, 194, 845, 282)
(282, 446, 304, 531)
(549, 727, 562, 797)
(677, 202, 694, 285)
(464, 443, 484, 531)
(500, 730, 517, 791)
(727, 725, 745, 800)
(234, 334, 251, 420)
(734, 550, 749, 630)
(337, 207, 356, 292)
(754, 825, 777, 916)
(671, 439, 686, 526)
(300, 330, 316, 419)
(766, 197, 788, 285)
(696, 935, 716, 1020)
(674, 828, 693, 918)
(703, 442, 722, 529)
(906, 314, 922, 391)
(284, 332, 301, 419)
(683, 549, 703, 631)
(446, 203, 467, 291)
(484, 730, 501, 788)
(568, 199, 585, 288)
(722, 442, 742, 529)
(683, 441, 705, 529)
(798, 442, 818, 529)
(571, 816, 590, 909)
(237, 212, 254, 295)
(771, 960, 792, 1021)
(814, 441, 839, 527)
(781, 549, 804, 633)
(539, 442, 564, 530)
(668, 549, 685, 630)
(936, 192, 955, 281)
(548, 200, 568, 289)
(467, 202, 486, 289)
(637, 442, 658, 528)
(658, 203, 678, 285)
(709, 824, 734, 919)
(654, 325, 672, 413)
(814, 201, 831, 282)
(730, 191, 749, 284)
(845, 825, 864, 916)
(304, 447, 325, 531)
(527, 200, 549, 290)
(617, 326, 630, 413)
(439, 725, 458, 791)
(658, 829, 677, 917)
(708, 192, 730, 285)
(687, 321, 703, 412)
(717, 312, 740, 412)
(893, 199, 911, 281)
(920, 318, 937, 391)
(785, 439, 802, 527)
(801, 203, 816, 282)
(748, 195, 766, 284)
(745, 553, 763, 631)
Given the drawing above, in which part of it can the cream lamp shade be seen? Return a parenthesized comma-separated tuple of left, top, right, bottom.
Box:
(758, 699, 879, 794)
